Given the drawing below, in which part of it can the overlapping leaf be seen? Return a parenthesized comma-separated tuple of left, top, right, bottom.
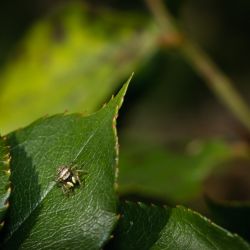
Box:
(0, 80, 130, 249)
(110, 201, 250, 250)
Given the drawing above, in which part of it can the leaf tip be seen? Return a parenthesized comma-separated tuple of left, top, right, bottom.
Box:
(114, 73, 133, 108)
(123, 72, 134, 94)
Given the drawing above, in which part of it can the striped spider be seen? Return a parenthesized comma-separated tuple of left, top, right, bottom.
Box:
(56, 164, 85, 194)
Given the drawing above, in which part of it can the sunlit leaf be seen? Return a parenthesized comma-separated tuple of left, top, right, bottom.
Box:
(0, 3, 157, 134)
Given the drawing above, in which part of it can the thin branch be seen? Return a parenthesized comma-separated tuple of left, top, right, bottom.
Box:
(146, 0, 250, 131)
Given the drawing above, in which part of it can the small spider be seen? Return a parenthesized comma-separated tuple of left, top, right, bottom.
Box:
(56, 164, 85, 194)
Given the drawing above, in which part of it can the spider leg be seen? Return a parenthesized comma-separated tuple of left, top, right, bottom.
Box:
(76, 169, 88, 176)
(76, 174, 81, 185)
(62, 185, 67, 195)
(77, 170, 87, 185)
(70, 164, 76, 170)
(62, 185, 72, 196)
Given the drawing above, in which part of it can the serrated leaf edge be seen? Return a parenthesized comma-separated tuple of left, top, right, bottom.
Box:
(119, 201, 249, 248)
(102, 74, 132, 248)
(3, 76, 132, 246)
(175, 205, 250, 246)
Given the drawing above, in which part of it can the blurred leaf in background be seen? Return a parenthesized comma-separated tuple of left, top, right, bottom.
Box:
(0, 3, 158, 134)
(119, 139, 233, 203)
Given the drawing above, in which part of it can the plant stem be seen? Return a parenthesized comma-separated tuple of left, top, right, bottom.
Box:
(146, 0, 250, 131)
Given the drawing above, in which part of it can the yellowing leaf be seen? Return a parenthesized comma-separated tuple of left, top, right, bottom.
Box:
(0, 4, 157, 134)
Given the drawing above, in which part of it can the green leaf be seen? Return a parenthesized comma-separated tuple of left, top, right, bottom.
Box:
(1, 78, 130, 249)
(111, 201, 250, 250)
(206, 197, 250, 242)
(0, 3, 157, 134)
(119, 139, 232, 202)
(0, 136, 11, 226)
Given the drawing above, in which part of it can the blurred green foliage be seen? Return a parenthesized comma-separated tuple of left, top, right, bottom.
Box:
(119, 139, 232, 202)
(0, 3, 157, 134)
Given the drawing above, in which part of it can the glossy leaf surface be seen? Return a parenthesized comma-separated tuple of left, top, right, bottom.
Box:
(1, 80, 130, 249)
(111, 202, 250, 250)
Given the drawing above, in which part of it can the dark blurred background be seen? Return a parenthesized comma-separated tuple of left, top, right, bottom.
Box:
(1, 0, 250, 214)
